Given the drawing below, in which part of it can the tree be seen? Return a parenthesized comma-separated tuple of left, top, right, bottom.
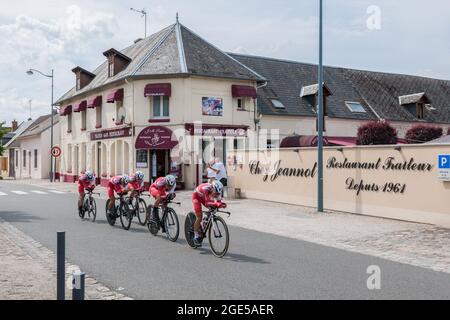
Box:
(356, 120, 398, 145)
(405, 125, 443, 144)
(0, 121, 9, 156)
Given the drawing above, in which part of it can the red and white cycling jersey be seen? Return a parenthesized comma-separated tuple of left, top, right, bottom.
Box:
(78, 174, 96, 193)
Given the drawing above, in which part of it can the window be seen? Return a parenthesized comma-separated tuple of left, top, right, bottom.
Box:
(345, 101, 366, 113)
(116, 101, 125, 125)
(23, 150, 26, 167)
(136, 150, 148, 168)
(417, 103, 425, 119)
(151, 96, 169, 118)
(270, 99, 285, 109)
(81, 110, 87, 130)
(237, 98, 246, 110)
(96, 106, 102, 128)
(108, 58, 114, 77)
(34, 149, 38, 169)
(67, 113, 72, 133)
(76, 76, 81, 91)
(15, 150, 18, 167)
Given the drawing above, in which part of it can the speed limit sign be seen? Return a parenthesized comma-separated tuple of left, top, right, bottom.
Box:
(51, 146, 62, 158)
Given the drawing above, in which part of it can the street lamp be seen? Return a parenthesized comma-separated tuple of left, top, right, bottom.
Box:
(26, 68, 55, 183)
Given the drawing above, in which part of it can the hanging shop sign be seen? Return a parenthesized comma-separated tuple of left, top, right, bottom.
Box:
(90, 127, 132, 141)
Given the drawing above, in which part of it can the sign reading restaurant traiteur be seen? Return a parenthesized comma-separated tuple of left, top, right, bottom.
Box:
(90, 127, 132, 141)
(248, 156, 434, 196)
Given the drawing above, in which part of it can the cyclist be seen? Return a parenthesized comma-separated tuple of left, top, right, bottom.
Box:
(149, 175, 177, 223)
(107, 174, 130, 214)
(128, 171, 145, 197)
(191, 180, 227, 247)
(78, 170, 96, 216)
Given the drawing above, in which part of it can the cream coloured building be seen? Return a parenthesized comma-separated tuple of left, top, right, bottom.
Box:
(55, 21, 264, 189)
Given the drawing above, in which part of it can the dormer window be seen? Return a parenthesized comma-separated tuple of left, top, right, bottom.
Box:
(103, 48, 132, 78)
(71, 67, 95, 91)
(399, 92, 430, 120)
(270, 99, 285, 109)
(301, 83, 333, 132)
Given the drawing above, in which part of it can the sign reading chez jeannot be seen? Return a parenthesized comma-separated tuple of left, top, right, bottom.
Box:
(90, 127, 132, 141)
(248, 156, 433, 196)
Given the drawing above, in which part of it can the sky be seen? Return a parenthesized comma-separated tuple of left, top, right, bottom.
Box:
(0, 0, 449, 125)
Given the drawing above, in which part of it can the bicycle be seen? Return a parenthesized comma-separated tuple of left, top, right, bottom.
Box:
(184, 207, 231, 258)
(105, 193, 133, 230)
(128, 190, 149, 226)
(79, 189, 99, 222)
(147, 196, 180, 242)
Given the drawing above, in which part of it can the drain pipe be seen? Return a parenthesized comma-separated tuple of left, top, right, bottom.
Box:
(255, 81, 268, 149)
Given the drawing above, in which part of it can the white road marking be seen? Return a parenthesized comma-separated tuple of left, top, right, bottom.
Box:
(30, 190, 48, 195)
(0, 192, 7, 196)
(48, 190, 65, 194)
(11, 191, 28, 195)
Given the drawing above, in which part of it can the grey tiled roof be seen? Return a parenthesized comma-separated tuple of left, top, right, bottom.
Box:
(56, 23, 264, 104)
(230, 54, 378, 121)
(18, 114, 60, 139)
(230, 53, 450, 123)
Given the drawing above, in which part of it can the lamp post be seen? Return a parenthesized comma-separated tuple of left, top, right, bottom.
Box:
(317, 0, 324, 212)
(26, 68, 55, 183)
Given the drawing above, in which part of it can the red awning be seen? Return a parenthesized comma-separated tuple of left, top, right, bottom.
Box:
(232, 85, 257, 99)
(144, 83, 171, 97)
(106, 88, 124, 103)
(326, 137, 357, 146)
(60, 105, 72, 116)
(87, 96, 102, 108)
(74, 100, 87, 113)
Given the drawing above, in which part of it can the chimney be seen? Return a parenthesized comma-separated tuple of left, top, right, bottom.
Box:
(12, 120, 18, 132)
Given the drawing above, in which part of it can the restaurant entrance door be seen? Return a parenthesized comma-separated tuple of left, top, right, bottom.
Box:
(149, 149, 170, 183)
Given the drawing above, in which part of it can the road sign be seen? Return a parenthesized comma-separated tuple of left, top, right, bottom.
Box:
(51, 146, 62, 158)
(438, 155, 450, 181)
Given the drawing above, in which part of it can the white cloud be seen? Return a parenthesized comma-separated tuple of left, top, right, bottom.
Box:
(0, 5, 118, 124)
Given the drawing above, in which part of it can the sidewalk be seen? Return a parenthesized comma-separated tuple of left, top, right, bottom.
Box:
(4, 179, 450, 275)
(0, 213, 132, 300)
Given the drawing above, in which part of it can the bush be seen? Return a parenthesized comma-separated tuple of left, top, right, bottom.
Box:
(405, 125, 443, 144)
(357, 120, 398, 145)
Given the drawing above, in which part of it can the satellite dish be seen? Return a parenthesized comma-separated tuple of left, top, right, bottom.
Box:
(117, 107, 128, 124)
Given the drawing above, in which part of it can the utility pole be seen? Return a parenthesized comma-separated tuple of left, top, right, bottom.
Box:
(317, 0, 324, 212)
(130, 7, 147, 38)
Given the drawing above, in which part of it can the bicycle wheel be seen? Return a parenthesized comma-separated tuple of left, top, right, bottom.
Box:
(148, 206, 160, 236)
(137, 198, 148, 226)
(105, 199, 116, 226)
(163, 208, 179, 242)
(208, 216, 230, 258)
(89, 197, 97, 222)
(184, 212, 197, 248)
(119, 202, 133, 230)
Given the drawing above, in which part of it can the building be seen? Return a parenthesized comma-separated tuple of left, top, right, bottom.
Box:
(230, 54, 450, 148)
(55, 21, 263, 189)
(56, 20, 450, 188)
(4, 115, 60, 179)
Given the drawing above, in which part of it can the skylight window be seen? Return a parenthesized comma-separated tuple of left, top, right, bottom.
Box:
(271, 99, 285, 109)
(345, 102, 366, 113)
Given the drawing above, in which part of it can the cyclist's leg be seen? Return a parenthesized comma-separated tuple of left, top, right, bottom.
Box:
(150, 187, 162, 220)
(78, 183, 85, 212)
(107, 184, 116, 211)
(192, 193, 203, 244)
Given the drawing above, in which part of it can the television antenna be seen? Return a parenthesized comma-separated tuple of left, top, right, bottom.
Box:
(130, 7, 148, 38)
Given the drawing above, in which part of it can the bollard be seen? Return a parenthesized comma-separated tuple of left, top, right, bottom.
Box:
(72, 272, 85, 300)
(57, 232, 65, 300)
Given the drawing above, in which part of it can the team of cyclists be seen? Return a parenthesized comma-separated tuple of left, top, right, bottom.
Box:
(77, 170, 226, 247)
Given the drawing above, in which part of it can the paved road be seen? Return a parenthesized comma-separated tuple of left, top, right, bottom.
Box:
(1, 182, 450, 299)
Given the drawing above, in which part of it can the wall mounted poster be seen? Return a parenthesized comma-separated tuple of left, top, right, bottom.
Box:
(202, 97, 223, 116)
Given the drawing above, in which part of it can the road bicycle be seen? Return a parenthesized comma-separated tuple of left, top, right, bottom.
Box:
(184, 207, 231, 258)
(129, 190, 149, 226)
(105, 193, 133, 230)
(147, 196, 180, 242)
(79, 189, 99, 222)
